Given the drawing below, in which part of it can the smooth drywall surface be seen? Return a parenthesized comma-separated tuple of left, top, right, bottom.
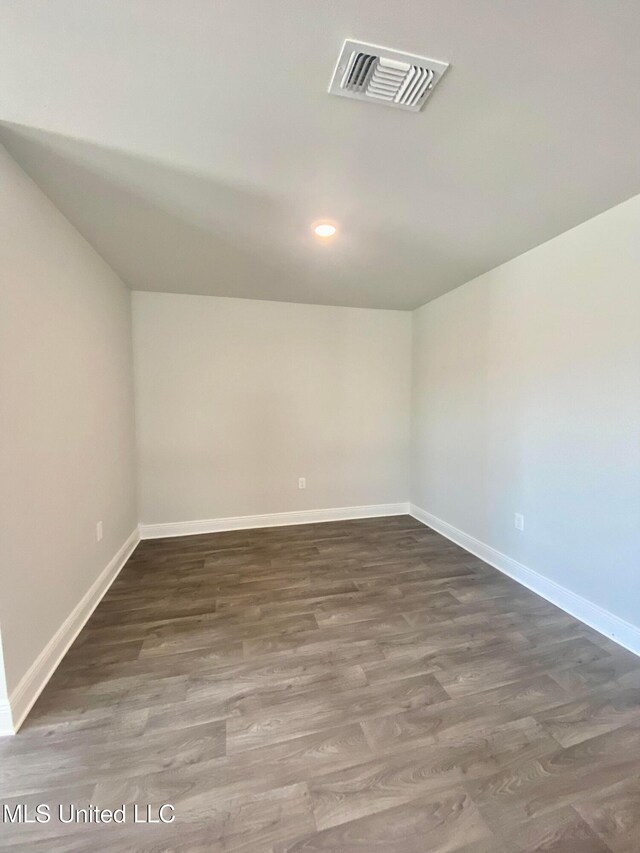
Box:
(0, 144, 137, 695)
(133, 292, 411, 524)
(411, 193, 640, 628)
(3, 4, 640, 309)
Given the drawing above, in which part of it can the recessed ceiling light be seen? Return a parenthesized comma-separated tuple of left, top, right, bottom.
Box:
(313, 222, 337, 238)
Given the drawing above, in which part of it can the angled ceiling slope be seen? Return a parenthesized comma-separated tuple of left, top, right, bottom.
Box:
(1, 0, 640, 310)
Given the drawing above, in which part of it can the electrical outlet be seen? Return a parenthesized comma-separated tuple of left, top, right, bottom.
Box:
(298, 477, 306, 490)
(96, 521, 103, 542)
(514, 513, 524, 532)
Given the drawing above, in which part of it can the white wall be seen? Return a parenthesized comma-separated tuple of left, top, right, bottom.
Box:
(411, 193, 640, 631)
(0, 144, 138, 702)
(133, 292, 411, 524)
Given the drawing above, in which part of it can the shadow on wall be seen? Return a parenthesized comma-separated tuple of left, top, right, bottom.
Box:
(0, 121, 475, 309)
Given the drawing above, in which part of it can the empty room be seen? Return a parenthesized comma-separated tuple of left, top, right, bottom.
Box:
(1, 1, 640, 851)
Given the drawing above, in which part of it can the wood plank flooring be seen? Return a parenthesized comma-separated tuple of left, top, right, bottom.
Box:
(1, 515, 640, 851)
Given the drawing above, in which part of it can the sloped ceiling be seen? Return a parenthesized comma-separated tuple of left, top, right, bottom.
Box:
(1, 0, 639, 309)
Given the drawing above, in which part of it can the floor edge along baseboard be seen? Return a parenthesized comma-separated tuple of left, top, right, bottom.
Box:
(3, 528, 140, 736)
(6, 503, 636, 736)
(409, 503, 640, 658)
(138, 503, 411, 539)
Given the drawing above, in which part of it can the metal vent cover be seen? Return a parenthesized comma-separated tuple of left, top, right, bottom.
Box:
(328, 40, 449, 112)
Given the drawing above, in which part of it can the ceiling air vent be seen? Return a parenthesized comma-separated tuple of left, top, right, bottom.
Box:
(328, 40, 449, 112)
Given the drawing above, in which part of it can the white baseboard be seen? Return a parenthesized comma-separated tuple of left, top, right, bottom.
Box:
(139, 503, 410, 540)
(0, 701, 13, 737)
(3, 528, 140, 736)
(410, 504, 640, 657)
(0, 632, 12, 735)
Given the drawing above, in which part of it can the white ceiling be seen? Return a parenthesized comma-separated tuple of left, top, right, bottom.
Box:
(1, 0, 639, 309)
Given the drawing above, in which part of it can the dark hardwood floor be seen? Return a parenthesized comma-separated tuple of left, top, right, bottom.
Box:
(1, 515, 640, 851)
